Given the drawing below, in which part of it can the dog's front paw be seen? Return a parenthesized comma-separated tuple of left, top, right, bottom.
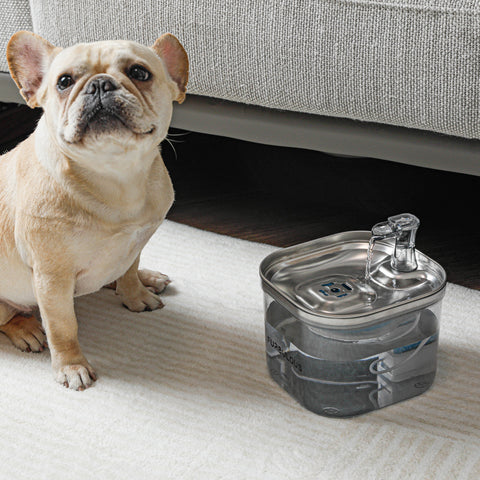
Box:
(0, 315, 47, 353)
(55, 360, 97, 391)
(138, 269, 171, 294)
(121, 286, 164, 312)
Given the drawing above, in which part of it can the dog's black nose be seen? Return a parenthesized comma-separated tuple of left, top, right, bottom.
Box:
(85, 76, 118, 95)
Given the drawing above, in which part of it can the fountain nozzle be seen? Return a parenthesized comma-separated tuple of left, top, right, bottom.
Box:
(371, 213, 420, 273)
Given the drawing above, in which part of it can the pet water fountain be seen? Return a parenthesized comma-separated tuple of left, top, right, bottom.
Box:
(260, 214, 446, 417)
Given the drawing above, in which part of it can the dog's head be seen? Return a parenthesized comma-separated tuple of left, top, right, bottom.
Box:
(7, 31, 188, 152)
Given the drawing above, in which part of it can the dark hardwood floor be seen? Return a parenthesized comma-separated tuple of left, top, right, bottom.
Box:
(2, 102, 480, 290)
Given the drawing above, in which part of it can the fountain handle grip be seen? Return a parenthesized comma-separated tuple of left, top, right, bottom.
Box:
(371, 213, 420, 273)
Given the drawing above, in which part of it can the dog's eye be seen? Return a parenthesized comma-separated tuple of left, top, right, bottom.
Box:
(128, 65, 151, 81)
(57, 75, 74, 91)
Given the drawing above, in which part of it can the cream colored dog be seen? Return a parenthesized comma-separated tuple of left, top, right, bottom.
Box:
(0, 31, 188, 390)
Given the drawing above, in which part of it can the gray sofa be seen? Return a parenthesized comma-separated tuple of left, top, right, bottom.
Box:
(1, 0, 480, 175)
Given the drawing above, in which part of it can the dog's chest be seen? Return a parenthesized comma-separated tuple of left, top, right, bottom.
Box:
(74, 221, 160, 296)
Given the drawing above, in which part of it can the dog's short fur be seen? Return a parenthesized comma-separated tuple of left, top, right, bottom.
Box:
(0, 31, 188, 390)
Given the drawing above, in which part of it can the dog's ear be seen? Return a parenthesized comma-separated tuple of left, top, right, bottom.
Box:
(151, 34, 189, 104)
(7, 31, 60, 108)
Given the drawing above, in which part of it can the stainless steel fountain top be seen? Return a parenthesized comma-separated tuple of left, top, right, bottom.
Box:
(260, 214, 446, 327)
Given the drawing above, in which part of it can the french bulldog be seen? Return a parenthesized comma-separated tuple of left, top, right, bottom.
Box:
(0, 31, 188, 390)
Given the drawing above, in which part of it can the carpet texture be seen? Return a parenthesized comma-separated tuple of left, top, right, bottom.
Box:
(0, 220, 479, 479)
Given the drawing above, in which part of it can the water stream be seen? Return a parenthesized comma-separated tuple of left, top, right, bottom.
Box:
(364, 236, 379, 282)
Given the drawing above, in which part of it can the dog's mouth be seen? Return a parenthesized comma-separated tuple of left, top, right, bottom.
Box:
(66, 100, 156, 144)
(84, 104, 155, 136)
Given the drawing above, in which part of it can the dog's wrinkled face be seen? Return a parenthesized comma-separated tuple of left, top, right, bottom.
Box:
(7, 32, 188, 155)
(52, 42, 168, 145)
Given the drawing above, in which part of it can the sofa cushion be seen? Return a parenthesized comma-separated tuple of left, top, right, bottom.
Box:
(0, 1, 32, 76)
(7, 1, 480, 139)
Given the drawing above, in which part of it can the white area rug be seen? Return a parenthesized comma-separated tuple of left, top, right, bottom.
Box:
(0, 220, 479, 479)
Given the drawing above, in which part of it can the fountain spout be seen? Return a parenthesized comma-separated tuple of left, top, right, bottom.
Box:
(388, 213, 420, 272)
(370, 213, 420, 274)
(365, 213, 420, 282)
(367, 213, 420, 272)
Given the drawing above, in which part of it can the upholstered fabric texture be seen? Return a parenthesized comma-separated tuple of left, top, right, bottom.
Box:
(2, 1, 480, 139)
(0, 0, 32, 76)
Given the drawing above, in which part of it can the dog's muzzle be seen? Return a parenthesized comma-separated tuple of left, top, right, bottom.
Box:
(79, 75, 131, 135)
(63, 74, 155, 143)
(83, 75, 121, 119)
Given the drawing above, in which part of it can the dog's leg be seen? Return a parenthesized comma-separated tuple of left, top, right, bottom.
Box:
(33, 271, 96, 390)
(0, 302, 46, 352)
(116, 256, 166, 312)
